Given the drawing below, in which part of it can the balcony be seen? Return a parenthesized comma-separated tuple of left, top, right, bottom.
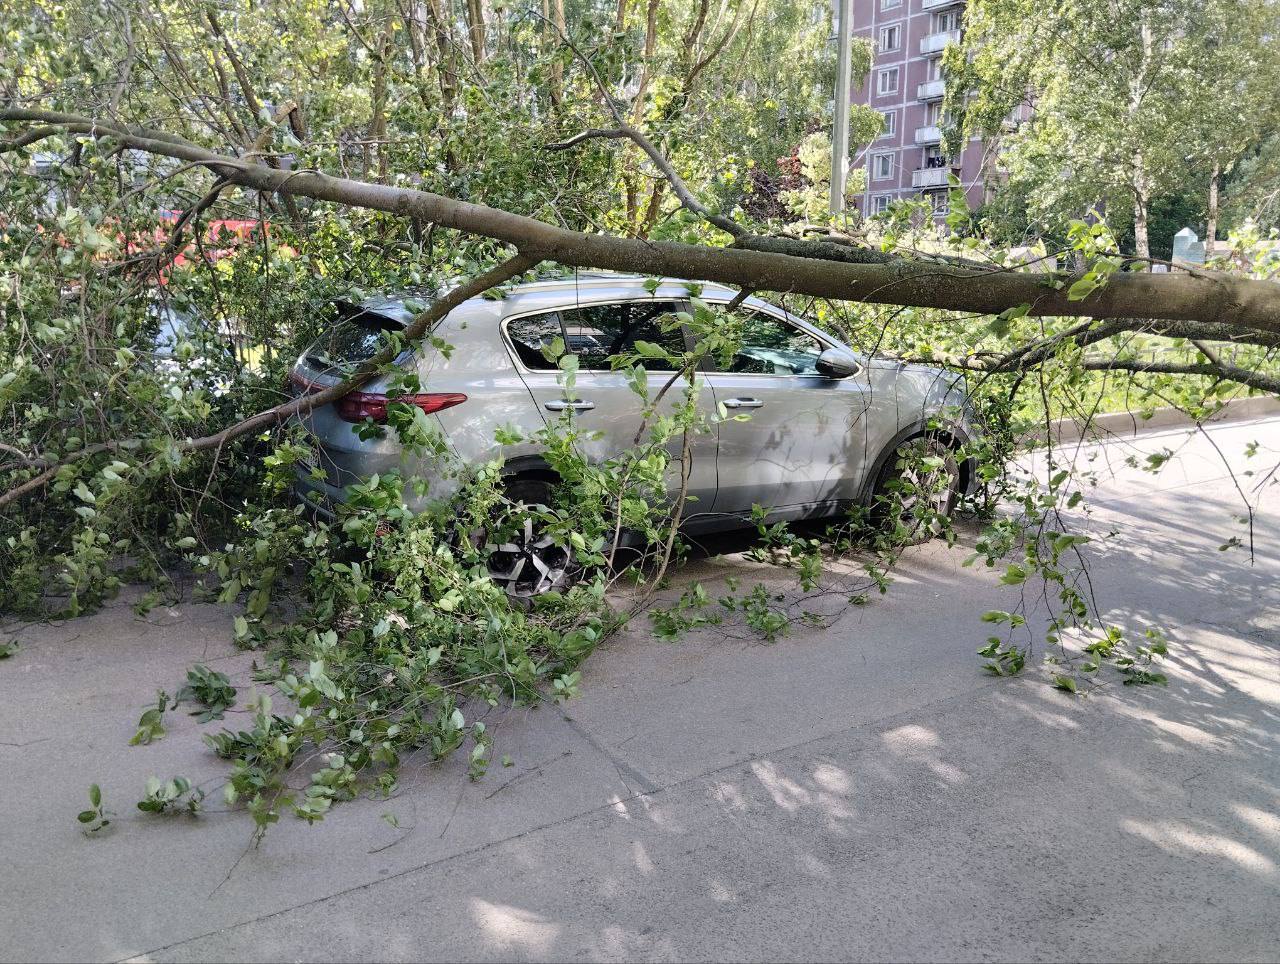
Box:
(920, 29, 961, 55)
(922, 0, 964, 8)
(912, 166, 957, 188)
(917, 78, 946, 101)
(915, 125, 942, 144)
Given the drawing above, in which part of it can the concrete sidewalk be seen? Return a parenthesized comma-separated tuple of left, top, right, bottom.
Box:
(1, 418, 1277, 963)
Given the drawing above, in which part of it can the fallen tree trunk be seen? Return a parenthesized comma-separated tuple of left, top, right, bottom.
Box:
(4, 108, 1280, 340)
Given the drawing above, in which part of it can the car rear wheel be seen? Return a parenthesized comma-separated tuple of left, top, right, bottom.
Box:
(482, 478, 579, 600)
(871, 436, 961, 544)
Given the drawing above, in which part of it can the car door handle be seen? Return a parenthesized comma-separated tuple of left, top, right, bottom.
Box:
(544, 399, 595, 412)
(722, 397, 764, 409)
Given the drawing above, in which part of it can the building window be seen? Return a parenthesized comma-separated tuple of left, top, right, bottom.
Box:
(880, 0, 901, 9)
(925, 190, 949, 215)
(927, 58, 944, 81)
(872, 153, 894, 180)
(872, 194, 893, 214)
(879, 109, 897, 138)
(932, 9, 962, 32)
(877, 67, 899, 96)
(923, 145, 952, 169)
(878, 25, 901, 52)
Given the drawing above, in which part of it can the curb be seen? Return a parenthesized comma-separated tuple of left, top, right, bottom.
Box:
(1027, 394, 1280, 446)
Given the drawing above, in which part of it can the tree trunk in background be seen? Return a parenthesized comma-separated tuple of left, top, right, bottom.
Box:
(423, 0, 458, 108)
(544, 0, 566, 104)
(368, 24, 392, 182)
(623, 0, 662, 229)
(632, 0, 660, 124)
(1206, 163, 1220, 258)
(465, 0, 486, 64)
(1133, 179, 1150, 260)
(1129, 17, 1153, 262)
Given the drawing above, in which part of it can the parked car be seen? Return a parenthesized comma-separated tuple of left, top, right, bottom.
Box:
(289, 273, 978, 595)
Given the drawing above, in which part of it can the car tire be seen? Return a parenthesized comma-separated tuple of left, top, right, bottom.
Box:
(871, 435, 961, 545)
(480, 477, 582, 601)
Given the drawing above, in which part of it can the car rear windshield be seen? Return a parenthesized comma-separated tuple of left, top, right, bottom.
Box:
(303, 303, 405, 372)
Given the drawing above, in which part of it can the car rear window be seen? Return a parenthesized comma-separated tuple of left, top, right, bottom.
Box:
(505, 312, 565, 370)
(303, 303, 404, 372)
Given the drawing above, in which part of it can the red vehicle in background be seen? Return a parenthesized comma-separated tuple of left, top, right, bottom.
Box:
(148, 211, 271, 272)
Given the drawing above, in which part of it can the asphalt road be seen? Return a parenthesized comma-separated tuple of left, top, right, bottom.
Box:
(1, 416, 1277, 963)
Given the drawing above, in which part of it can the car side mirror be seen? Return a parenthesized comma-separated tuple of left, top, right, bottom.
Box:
(815, 347, 861, 378)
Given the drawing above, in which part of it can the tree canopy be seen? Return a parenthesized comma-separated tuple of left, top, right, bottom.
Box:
(948, 0, 1280, 256)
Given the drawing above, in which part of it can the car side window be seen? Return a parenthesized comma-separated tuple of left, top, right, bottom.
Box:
(560, 301, 686, 371)
(718, 306, 825, 375)
(506, 312, 564, 371)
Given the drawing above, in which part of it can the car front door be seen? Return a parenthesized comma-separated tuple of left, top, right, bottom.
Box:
(505, 300, 719, 518)
(702, 302, 875, 517)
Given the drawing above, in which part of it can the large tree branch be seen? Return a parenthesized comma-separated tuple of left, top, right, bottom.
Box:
(5, 108, 1280, 341)
(1080, 358, 1280, 395)
(905, 315, 1280, 396)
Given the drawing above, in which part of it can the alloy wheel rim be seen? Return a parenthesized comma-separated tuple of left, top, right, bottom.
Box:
(484, 506, 572, 598)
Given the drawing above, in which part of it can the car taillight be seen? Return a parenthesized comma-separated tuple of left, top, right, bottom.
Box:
(335, 392, 467, 423)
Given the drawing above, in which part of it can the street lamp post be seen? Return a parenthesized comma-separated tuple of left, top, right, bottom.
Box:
(830, 0, 854, 215)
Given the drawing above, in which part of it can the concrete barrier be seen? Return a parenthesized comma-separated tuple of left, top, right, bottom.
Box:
(1025, 393, 1280, 446)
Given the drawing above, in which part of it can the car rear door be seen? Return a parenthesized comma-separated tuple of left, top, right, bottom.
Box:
(701, 301, 874, 516)
(504, 300, 719, 517)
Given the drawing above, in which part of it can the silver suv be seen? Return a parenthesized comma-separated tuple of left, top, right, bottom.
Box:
(290, 273, 976, 588)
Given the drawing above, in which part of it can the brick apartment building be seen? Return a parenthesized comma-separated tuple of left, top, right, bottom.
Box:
(848, 0, 990, 219)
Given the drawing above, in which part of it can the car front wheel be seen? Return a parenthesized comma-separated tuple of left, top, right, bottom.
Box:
(871, 436, 961, 544)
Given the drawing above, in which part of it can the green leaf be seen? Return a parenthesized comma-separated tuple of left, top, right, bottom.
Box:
(1066, 277, 1099, 301)
(1053, 674, 1078, 694)
(538, 336, 565, 364)
(631, 340, 667, 358)
(999, 564, 1027, 585)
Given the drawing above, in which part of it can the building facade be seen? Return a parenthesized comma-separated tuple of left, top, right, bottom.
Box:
(849, 0, 988, 219)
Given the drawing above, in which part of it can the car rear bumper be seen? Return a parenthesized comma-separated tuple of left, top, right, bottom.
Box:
(292, 461, 461, 519)
(294, 467, 341, 520)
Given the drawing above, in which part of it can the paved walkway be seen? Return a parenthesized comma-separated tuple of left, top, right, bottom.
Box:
(1, 418, 1277, 962)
